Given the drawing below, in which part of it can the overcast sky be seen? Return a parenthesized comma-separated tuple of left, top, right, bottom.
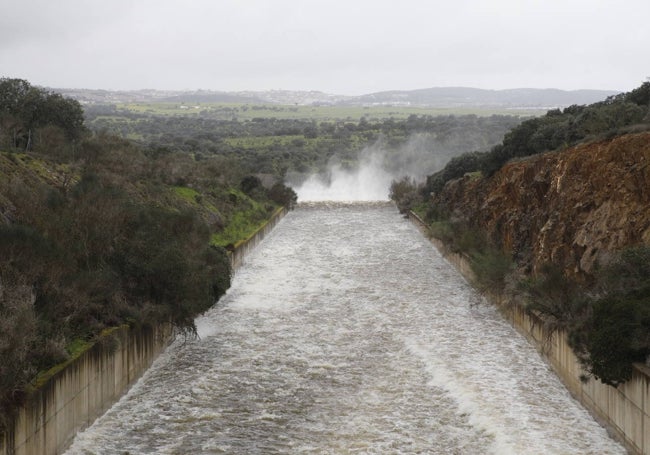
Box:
(1, 0, 648, 95)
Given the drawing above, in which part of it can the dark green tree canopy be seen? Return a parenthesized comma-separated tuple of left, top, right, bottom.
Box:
(424, 81, 650, 192)
(0, 77, 86, 149)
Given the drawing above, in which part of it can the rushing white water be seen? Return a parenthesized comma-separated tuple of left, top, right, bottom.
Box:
(294, 152, 393, 201)
(65, 203, 625, 454)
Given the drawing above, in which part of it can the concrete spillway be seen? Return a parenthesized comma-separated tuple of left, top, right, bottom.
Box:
(65, 202, 625, 454)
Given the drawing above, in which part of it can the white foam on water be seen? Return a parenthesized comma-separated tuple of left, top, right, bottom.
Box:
(405, 337, 519, 455)
(294, 153, 392, 202)
(65, 204, 626, 454)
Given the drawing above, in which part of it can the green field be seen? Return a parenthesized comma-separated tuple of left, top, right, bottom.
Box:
(116, 102, 544, 121)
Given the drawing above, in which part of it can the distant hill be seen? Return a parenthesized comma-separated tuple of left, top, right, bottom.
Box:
(159, 91, 266, 104)
(55, 86, 619, 109)
(53, 88, 266, 105)
(351, 87, 620, 108)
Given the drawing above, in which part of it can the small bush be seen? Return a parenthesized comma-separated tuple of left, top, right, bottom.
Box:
(470, 247, 513, 295)
(582, 292, 650, 385)
(389, 176, 421, 213)
(519, 264, 590, 339)
(429, 220, 457, 248)
(240, 175, 264, 198)
(522, 247, 650, 386)
(268, 182, 297, 209)
(426, 215, 513, 295)
(0, 283, 38, 433)
(575, 246, 650, 385)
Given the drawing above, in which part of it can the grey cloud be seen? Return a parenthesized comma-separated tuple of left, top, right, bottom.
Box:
(1, 0, 648, 93)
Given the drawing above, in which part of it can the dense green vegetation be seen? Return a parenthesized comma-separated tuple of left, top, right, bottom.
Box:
(522, 247, 650, 385)
(0, 78, 297, 432)
(392, 82, 650, 385)
(424, 82, 650, 194)
(97, 101, 543, 122)
(0, 78, 86, 153)
(85, 103, 525, 178)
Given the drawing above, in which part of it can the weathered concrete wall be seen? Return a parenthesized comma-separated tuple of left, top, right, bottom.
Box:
(508, 305, 650, 455)
(0, 324, 173, 455)
(228, 206, 288, 270)
(408, 210, 650, 455)
(1, 206, 289, 455)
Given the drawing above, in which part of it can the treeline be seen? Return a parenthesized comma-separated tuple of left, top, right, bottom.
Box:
(85, 104, 524, 177)
(425, 82, 650, 193)
(0, 78, 86, 152)
(0, 78, 296, 432)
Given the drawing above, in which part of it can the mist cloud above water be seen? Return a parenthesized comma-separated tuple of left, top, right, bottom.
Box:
(291, 135, 454, 202)
(293, 150, 393, 201)
(383, 133, 455, 181)
(290, 114, 530, 202)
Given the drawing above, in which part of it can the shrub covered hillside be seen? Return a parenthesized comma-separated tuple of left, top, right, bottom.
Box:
(392, 82, 650, 386)
(84, 102, 525, 180)
(0, 78, 296, 432)
(422, 82, 650, 194)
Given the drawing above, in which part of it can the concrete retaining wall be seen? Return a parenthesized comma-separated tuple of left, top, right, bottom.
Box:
(408, 210, 650, 455)
(0, 324, 173, 455)
(228, 206, 288, 270)
(508, 305, 650, 455)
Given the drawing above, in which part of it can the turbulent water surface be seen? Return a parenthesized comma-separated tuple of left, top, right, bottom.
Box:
(66, 202, 625, 454)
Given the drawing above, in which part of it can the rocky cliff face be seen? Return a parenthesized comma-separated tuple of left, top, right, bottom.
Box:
(438, 132, 650, 279)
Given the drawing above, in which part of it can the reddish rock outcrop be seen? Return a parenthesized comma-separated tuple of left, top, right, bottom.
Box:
(437, 132, 650, 279)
